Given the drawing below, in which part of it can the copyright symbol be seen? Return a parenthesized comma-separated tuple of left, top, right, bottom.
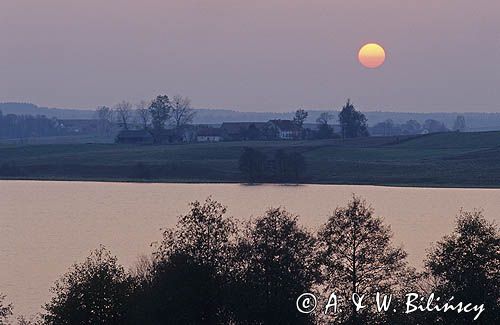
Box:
(296, 293, 317, 314)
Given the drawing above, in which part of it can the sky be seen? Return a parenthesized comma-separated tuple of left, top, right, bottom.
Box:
(1, 0, 499, 112)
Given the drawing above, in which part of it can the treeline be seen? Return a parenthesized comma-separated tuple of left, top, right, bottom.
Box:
(239, 148, 306, 182)
(371, 116, 466, 136)
(1, 197, 498, 324)
(0, 111, 61, 139)
(96, 95, 196, 133)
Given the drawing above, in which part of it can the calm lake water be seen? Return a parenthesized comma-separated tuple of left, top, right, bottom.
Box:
(1, 180, 500, 317)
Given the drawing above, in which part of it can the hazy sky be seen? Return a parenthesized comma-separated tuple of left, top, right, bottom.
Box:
(1, 0, 499, 112)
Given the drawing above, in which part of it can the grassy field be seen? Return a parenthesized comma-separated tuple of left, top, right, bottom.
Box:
(1, 132, 500, 187)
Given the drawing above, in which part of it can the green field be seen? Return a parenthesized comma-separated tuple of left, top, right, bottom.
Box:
(1, 132, 500, 187)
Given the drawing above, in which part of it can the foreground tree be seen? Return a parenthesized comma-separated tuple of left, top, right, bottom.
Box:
(338, 99, 369, 138)
(130, 198, 238, 324)
(114, 101, 133, 130)
(317, 196, 412, 324)
(171, 95, 196, 128)
(233, 208, 318, 324)
(239, 147, 267, 182)
(425, 210, 499, 324)
(148, 95, 172, 132)
(43, 246, 133, 325)
(0, 294, 12, 325)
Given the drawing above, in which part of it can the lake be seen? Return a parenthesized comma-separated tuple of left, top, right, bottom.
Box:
(1, 180, 499, 317)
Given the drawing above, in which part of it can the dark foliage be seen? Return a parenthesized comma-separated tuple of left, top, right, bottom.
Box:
(274, 150, 306, 181)
(0, 110, 61, 139)
(317, 196, 414, 324)
(239, 147, 267, 182)
(293, 109, 309, 128)
(0, 294, 12, 325)
(42, 246, 134, 325)
(128, 198, 238, 324)
(425, 210, 500, 324)
(127, 253, 225, 324)
(231, 208, 319, 324)
(27, 197, 499, 324)
(148, 95, 172, 133)
(338, 100, 369, 138)
(423, 119, 449, 133)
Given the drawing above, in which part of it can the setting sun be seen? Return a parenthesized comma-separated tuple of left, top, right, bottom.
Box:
(358, 43, 386, 69)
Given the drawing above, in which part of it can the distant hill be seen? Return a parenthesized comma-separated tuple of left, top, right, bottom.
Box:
(2, 102, 500, 131)
(0, 103, 94, 119)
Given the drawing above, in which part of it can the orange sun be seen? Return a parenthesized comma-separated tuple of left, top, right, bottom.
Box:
(358, 43, 386, 69)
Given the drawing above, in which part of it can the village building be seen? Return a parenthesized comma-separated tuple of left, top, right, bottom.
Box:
(268, 119, 301, 140)
(115, 129, 154, 144)
(196, 127, 224, 142)
(220, 122, 269, 141)
(57, 119, 100, 134)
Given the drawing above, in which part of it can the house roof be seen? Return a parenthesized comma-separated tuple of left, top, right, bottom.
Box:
(197, 128, 223, 137)
(116, 129, 153, 139)
(220, 122, 268, 135)
(269, 119, 300, 132)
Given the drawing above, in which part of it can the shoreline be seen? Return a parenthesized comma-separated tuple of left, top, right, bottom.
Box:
(2, 177, 500, 190)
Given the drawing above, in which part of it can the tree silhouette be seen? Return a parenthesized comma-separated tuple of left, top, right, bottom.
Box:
(95, 106, 113, 136)
(293, 109, 309, 128)
(141, 198, 238, 324)
(423, 119, 448, 133)
(171, 95, 196, 128)
(239, 147, 267, 182)
(273, 150, 306, 182)
(317, 196, 412, 324)
(338, 99, 369, 138)
(134, 100, 151, 130)
(43, 246, 133, 325)
(232, 207, 319, 324)
(114, 101, 133, 130)
(425, 210, 499, 324)
(453, 115, 467, 132)
(0, 294, 12, 325)
(316, 112, 334, 139)
(148, 95, 172, 132)
(401, 119, 422, 135)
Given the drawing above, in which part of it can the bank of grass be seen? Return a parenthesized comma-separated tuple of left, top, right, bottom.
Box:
(1, 131, 500, 187)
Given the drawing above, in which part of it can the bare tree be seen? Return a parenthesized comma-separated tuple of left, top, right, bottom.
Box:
(135, 100, 151, 130)
(316, 112, 332, 125)
(114, 101, 133, 130)
(293, 109, 308, 128)
(171, 95, 196, 128)
(453, 115, 466, 132)
(317, 195, 413, 323)
(95, 106, 113, 136)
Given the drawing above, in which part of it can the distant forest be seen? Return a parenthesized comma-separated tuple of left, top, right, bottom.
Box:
(2, 102, 500, 131)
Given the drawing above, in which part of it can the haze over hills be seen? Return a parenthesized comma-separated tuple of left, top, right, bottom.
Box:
(2, 102, 500, 131)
